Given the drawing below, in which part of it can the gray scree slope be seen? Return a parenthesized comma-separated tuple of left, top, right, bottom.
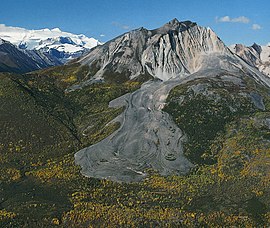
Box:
(75, 79, 193, 182)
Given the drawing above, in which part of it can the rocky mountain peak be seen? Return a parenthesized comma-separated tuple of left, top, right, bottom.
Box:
(162, 18, 182, 30)
(169, 17, 180, 24)
(152, 18, 197, 35)
(78, 19, 227, 82)
(165, 18, 196, 29)
(234, 43, 246, 51)
(251, 42, 262, 54)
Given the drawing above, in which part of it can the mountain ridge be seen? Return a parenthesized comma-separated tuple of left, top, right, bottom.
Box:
(74, 19, 228, 84)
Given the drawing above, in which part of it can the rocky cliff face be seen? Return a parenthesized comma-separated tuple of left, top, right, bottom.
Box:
(79, 19, 228, 81)
(230, 43, 270, 76)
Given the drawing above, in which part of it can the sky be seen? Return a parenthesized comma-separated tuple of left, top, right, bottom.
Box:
(0, 0, 269, 45)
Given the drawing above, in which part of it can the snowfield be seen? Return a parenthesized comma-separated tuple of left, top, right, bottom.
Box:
(0, 24, 101, 63)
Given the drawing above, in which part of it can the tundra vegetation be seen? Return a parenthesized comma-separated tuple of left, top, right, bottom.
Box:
(0, 66, 269, 227)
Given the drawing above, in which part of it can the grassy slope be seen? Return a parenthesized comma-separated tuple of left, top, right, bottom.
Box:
(0, 70, 141, 227)
(0, 68, 269, 227)
(164, 77, 256, 164)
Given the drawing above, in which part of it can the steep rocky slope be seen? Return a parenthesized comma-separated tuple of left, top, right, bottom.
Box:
(74, 19, 227, 82)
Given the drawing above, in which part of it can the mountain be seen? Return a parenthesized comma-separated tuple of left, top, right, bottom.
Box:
(1, 19, 270, 227)
(0, 38, 60, 73)
(73, 18, 270, 182)
(230, 43, 270, 76)
(0, 24, 101, 65)
(74, 19, 227, 83)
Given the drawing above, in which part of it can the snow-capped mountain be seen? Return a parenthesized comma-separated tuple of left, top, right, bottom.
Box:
(77, 18, 228, 82)
(0, 24, 101, 64)
(0, 38, 58, 73)
(230, 43, 270, 76)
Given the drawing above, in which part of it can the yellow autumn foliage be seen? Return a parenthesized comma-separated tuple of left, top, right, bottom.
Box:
(0, 209, 16, 221)
(0, 167, 21, 182)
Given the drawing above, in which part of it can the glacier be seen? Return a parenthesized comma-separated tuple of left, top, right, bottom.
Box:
(0, 24, 101, 63)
